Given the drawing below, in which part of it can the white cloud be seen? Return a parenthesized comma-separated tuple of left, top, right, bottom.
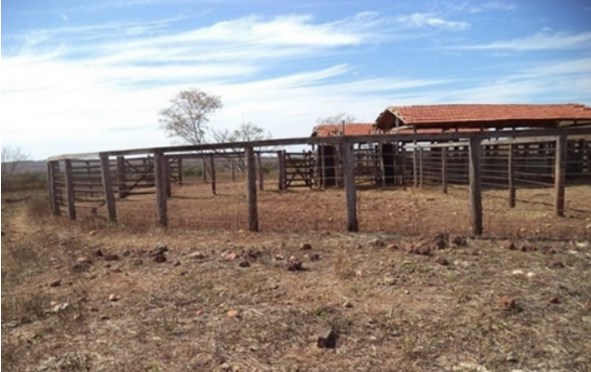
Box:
(397, 13, 469, 31)
(451, 31, 591, 51)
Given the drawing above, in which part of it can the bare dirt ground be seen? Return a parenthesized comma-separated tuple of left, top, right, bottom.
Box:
(2, 183, 591, 371)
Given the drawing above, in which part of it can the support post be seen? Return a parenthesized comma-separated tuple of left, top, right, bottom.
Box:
(342, 142, 358, 232)
(277, 150, 286, 191)
(154, 151, 168, 226)
(202, 157, 207, 182)
(177, 158, 183, 185)
(231, 158, 236, 181)
(256, 151, 264, 191)
(441, 147, 448, 194)
(469, 137, 483, 235)
(378, 142, 386, 186)
(47, 161, 60, 216)
(554, 134, 567, 217)
(164, 156, 172, 198)
(419, 147, 424, 188)
(99, 153, 117, 222)
(116, 156, 128, 198)
(64, 159, 76, 220)
(210, 154, 216, 195)
(412, 143, 418, 187)
(245, 146, 258, 231)
(508, 144, 516, 208)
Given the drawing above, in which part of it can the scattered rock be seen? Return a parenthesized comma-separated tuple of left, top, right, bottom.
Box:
(48, 302, 70, 314)
(89, 230, 98, 236)
(227, 309, 239, 318)
(104, 254, 120, 262)
(222, 251, 239, 261)
(238, 260, 250, 268)
(575, 241, 590, 249)
(451, 235, 467, 247)
(133, 259, 143, 266)
(520, 244, 537, 252)
(108, 294, 119, 302)
(153, 254, 167, 263)
(431, 233, 449, 249)
(49, 279, 62, 287)
(286, 256, 303, 271)
(173, 260, 181, 266)
(502, 240, 517, 251)
(317, 329, 338, 349)
(300, 243, 312, 251)
(369, 238, 385, 248)
(94, 249, 104, 257)
(188, 251, 206, 260)
(247, 249, 263, 260)
(383, 276, 396, 286)
(308, 253, 321, 261)
(549, 296, 561, 304)
(512, 269, 524, 276)
(435, 257, 449, 266)
(498, 296, 517, 311)
(505, 352, 518, 363)
(343, 300, 353, 308)
(122, 250, 131, 257)
(549, 260, 565, 268)
(72, 257, 92, 272)
(151, 243, 168, 256)
(386, 243, 399, 250)
(526, 272, 536, 278)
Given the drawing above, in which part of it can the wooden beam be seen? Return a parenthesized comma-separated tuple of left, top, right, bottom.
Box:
(468, 138, 483, 235)
(508, 144, 516, 208)
(47, 161, 61, 216)
(154, 151, 168, 226)
(342, 143, 358, 232)
(256, 151, 264, 191)
(412, 143, 418, 187)
(277, 150, 286, 190)
(419, 147, 424, 188)
(202, 157, 207, 182)
(164, 156, 172, 198)
(116, 156, 128, 198)
(554, 134, 567, 217)
(64, 159, 76, 220)
(245, 146, 258, 231)
(99, 153, 117, 222)
(177, 158, 183, 185)
(441, 147, 448, 194)
(210, 154, 216, 195)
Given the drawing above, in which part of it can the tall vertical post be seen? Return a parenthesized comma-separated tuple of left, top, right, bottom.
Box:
(231, 158, 236, 181)
(256, 151, 264, 191)
(419, 147, 424, 188)
(508, 144, 516, 208)
(47, 161, 60, 216)
(202, 157, 207, 182)
(164, 156, 172, 198)
(154, 151, 168, 226)
(245, 146, 258, 231)
(554, 134, 567, 217)
(469, 137, 483, 235)
(116, 156, 128, 198)
(441, 146, 448, 194)
(277, 150, 286, 191)
(99, 153, 117, 222)
(177, 158, 183, 185)
(412, 143, 418, 187)
(64, 159, 76, 220)
(210, 154, 216, 195)
(342, 141, 358, 232)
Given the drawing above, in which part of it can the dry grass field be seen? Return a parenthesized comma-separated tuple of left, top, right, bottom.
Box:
(2, 180, 591, 371)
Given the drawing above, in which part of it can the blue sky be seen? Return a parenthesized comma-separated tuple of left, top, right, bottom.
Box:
(2, 0, 591, 159)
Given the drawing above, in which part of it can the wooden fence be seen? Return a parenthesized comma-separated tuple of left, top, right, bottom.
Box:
(47, 127, 591, 235)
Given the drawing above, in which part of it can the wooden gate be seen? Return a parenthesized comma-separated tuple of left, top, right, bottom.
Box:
(284, 152, 314, 188)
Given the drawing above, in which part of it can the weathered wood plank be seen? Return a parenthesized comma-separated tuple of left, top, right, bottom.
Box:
(469, 138, 483, 235)
(256, 151, 264, 191)
(342, 143, 358, 232)
(116, 156, 128, 198)
(210, 154, 216, 195)
(47, 161, 61, 216)
(277, 150, 286, 190)
(412, 144, 418, 187)
(154, 151, 168, 226)
(99, 153, 117, 222)
(164, 157, 172, 198)
(64, 159, 77, 220)
(554, 134, 567, 217)
(245, 146, 258, 231)
(441, 147, 448, 194)
(508, 144, 516, 208)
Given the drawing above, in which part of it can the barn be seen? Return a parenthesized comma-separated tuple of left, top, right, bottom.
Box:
(311, 104, 591, 188)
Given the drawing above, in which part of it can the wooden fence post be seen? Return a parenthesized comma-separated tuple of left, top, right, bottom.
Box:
(342, 142, 358, 232)
(469, 137, 483, 235)
(116, 156, 128, 198)
(245, 146, 258, 231)
(412, 143, 418, 187)
(277, 150, 286, 190)
(441, 147, 448, 194)
(210, 154, 216, 195)
(231, 158, 236, 181)
(508, 144, 516, 208)
(177, 158, 183, 185)
(554, 134, 567, 217)
(419, 147, 424, 188)
(154, 151, 168, 226)
(99, 153, 117, 222)
(163, 157, 172, 198)
(64, 159, 76, 220)
(47, 161, 61, 216)
(202, 157, 207, 182)
(256, 151, 264, 191)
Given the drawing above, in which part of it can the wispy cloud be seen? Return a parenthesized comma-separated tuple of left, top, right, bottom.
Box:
(450, 1, 516, 13)
(450, 31, 591, 51)
(396, 13, 469, 31)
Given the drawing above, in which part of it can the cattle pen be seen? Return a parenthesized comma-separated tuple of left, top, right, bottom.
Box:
(46, 126, 591, 238)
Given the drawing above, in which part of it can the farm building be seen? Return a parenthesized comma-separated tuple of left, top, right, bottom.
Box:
(311, 104, 591, 188)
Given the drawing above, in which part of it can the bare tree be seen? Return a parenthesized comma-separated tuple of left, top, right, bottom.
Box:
(211, 122, 272, 170)
(1, 146, 30, 176)
(159, 89, 223, 144)
(316, 113, 357, 124)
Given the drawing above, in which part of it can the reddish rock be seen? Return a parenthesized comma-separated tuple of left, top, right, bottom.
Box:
(317, 329, 338, 349)
(238, 260, 251, 268)
(287, 256, 303, 271)
(451, 235, 467, 247)
(502, 240, 517, 250)
(153, 254, 167, 263)
(104, 254, 120, 261)
(435, 257, 449, 266)
(498, 296, 517, 311)
(549, 260, 565, 268)
(549, 297, 561, 304)
(300, 243, 312, 251)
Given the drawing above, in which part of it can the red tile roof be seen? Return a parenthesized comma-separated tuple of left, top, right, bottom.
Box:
(376, 104, 591, 131)
(312, 123, 376, 137)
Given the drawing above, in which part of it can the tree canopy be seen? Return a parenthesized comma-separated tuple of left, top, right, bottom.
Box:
(316, 113, 357, 124)
(159, 89, 222, 145)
